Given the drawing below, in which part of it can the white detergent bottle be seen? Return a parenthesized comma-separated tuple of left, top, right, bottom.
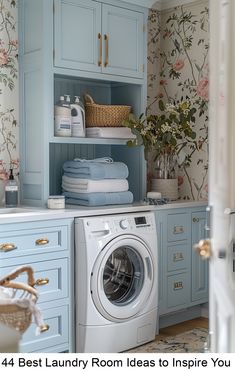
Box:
(71, 96, 85, 137)
(54, 95, 71, 137)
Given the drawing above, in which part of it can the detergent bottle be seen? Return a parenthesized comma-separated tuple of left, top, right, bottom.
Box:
(5, 169, 18, 208)
(54, 95, 71, 137)
(71, 96, 85, 137)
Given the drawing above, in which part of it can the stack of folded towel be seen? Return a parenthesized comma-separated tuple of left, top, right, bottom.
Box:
(62, 157, 133, 206)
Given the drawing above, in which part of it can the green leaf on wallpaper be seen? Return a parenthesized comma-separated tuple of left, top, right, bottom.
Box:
(158, 100, 164, 112)
(198, 38, 204, 45)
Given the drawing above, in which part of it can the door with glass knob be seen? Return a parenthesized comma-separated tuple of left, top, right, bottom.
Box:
(209, 0, 235, 352)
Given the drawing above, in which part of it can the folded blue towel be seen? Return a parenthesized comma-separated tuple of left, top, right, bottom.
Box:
(63, 191, 133, 206)
(63, 160, 129, 179)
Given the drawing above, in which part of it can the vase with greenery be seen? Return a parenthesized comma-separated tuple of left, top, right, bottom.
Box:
(123, 99, 197, 199)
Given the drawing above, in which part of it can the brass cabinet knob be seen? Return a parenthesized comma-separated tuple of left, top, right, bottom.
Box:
(194, 239, 211, 259)
(35, 238, 49, 246)
(39, 324, 50, 333)
(0, 243, 17, 252)
(34, 278, 49, 286)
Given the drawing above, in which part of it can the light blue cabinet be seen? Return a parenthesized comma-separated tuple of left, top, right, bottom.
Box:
(19, 0, 148, 207)
(54, 0, 144, 78)
(54, 0, 102, 73)
(0, 218, 74, 353)
(101, 4, 144, 78)
(155, 206, 208, 316)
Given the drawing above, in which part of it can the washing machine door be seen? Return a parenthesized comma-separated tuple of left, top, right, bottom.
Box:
(90, 235, 154, 322)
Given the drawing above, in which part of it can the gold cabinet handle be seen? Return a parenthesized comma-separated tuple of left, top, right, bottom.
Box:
(104, 34, 109, 67)
(173, 225, 184, 234)
(39, 324, 50, 333)
(174, 281, 183, 290)
(98, 32, 102, 66)
(0, 243, 17, 252)
(34, 278, 49, 286)
(194, 239, 211, 259)
(173, 252, 184, 262)
(35, 238, 49, 246)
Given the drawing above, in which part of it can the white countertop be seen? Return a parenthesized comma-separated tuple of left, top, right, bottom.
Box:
(0, 201, 208, 224)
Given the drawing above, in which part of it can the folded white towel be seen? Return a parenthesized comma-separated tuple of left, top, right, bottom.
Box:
(62, 176, 129, 193)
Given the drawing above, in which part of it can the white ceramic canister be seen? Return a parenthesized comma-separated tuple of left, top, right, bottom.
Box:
(54, 105, 71, 137)
(47, 195, 65, 209)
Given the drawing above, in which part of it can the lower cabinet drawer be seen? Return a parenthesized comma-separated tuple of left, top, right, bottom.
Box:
(20, 305, 69, 353)
(0, 258, 68, 303)
(167, 273, 190, 308)
(167, 244, 188, 272)
(167, 213, 188, 242)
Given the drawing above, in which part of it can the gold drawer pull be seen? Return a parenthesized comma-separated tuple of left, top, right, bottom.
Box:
(40, 324, 50, 333)
(34, 278, 49, 286)
(174, 281, 183, 290)
(98, 32, 102, 66)
(0, 243, 17, 252)
(35, 238, 49, 246)
(173, 252, 184, 262)
(104, 34, 109, 67)
(173, 226, 184, 234)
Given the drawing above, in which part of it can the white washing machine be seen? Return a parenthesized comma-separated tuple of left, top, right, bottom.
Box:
(75, 211, 158, 353)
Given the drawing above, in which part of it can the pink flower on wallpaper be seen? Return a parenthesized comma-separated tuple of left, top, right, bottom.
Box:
(0, 48, 9, 66)
(9, 39, 18, 47)
(196, 77, 209, 101)
(163, 30, 172, 39)
(178, 175, 184, 187)
(0, 170, 8, 181)
(160, 79, 167, 86)
(172, 59, 185, 71)
(11, 158, 19, 166)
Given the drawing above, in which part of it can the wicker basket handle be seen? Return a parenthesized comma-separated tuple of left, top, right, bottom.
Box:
(1, 281, 38, 297)
(0, 266, 38, 297)
(84, 94, 95, 104)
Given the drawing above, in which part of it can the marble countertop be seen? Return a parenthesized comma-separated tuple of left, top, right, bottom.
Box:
(0, 200, 208, 224)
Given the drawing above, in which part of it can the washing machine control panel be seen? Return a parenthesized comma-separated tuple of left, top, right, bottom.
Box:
(134, 216, 147, 226)
(82, 212, 156, 238)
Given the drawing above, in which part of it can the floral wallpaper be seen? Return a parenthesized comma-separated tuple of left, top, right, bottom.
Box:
(148, 0, 209, 200)
(0, 0, 18, 205)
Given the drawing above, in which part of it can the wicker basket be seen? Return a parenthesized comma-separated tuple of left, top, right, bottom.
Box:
(0, 266, 46, 334)
(84, 94, 131, 127)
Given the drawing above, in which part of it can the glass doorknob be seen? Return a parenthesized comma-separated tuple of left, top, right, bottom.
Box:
(194, 239, 211, 259)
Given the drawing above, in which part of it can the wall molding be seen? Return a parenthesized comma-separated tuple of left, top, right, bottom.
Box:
(154, 0, 203, 10)
(119, 0, 156, 8)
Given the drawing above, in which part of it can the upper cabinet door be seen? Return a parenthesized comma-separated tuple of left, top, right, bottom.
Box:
(54, 0, 102, 73)
(102, 4, 144, 78)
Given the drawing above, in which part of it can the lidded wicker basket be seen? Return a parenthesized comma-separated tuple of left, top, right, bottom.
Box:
(84, 94, 131, 127)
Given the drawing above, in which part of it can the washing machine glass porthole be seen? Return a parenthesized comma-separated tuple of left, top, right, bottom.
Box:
(103, 246, 144, 306)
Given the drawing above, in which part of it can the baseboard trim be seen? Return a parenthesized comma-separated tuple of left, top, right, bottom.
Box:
(159, 305, 203, 329)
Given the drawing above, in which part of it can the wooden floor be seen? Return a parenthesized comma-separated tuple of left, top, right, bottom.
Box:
(156, 317, 209, 341)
